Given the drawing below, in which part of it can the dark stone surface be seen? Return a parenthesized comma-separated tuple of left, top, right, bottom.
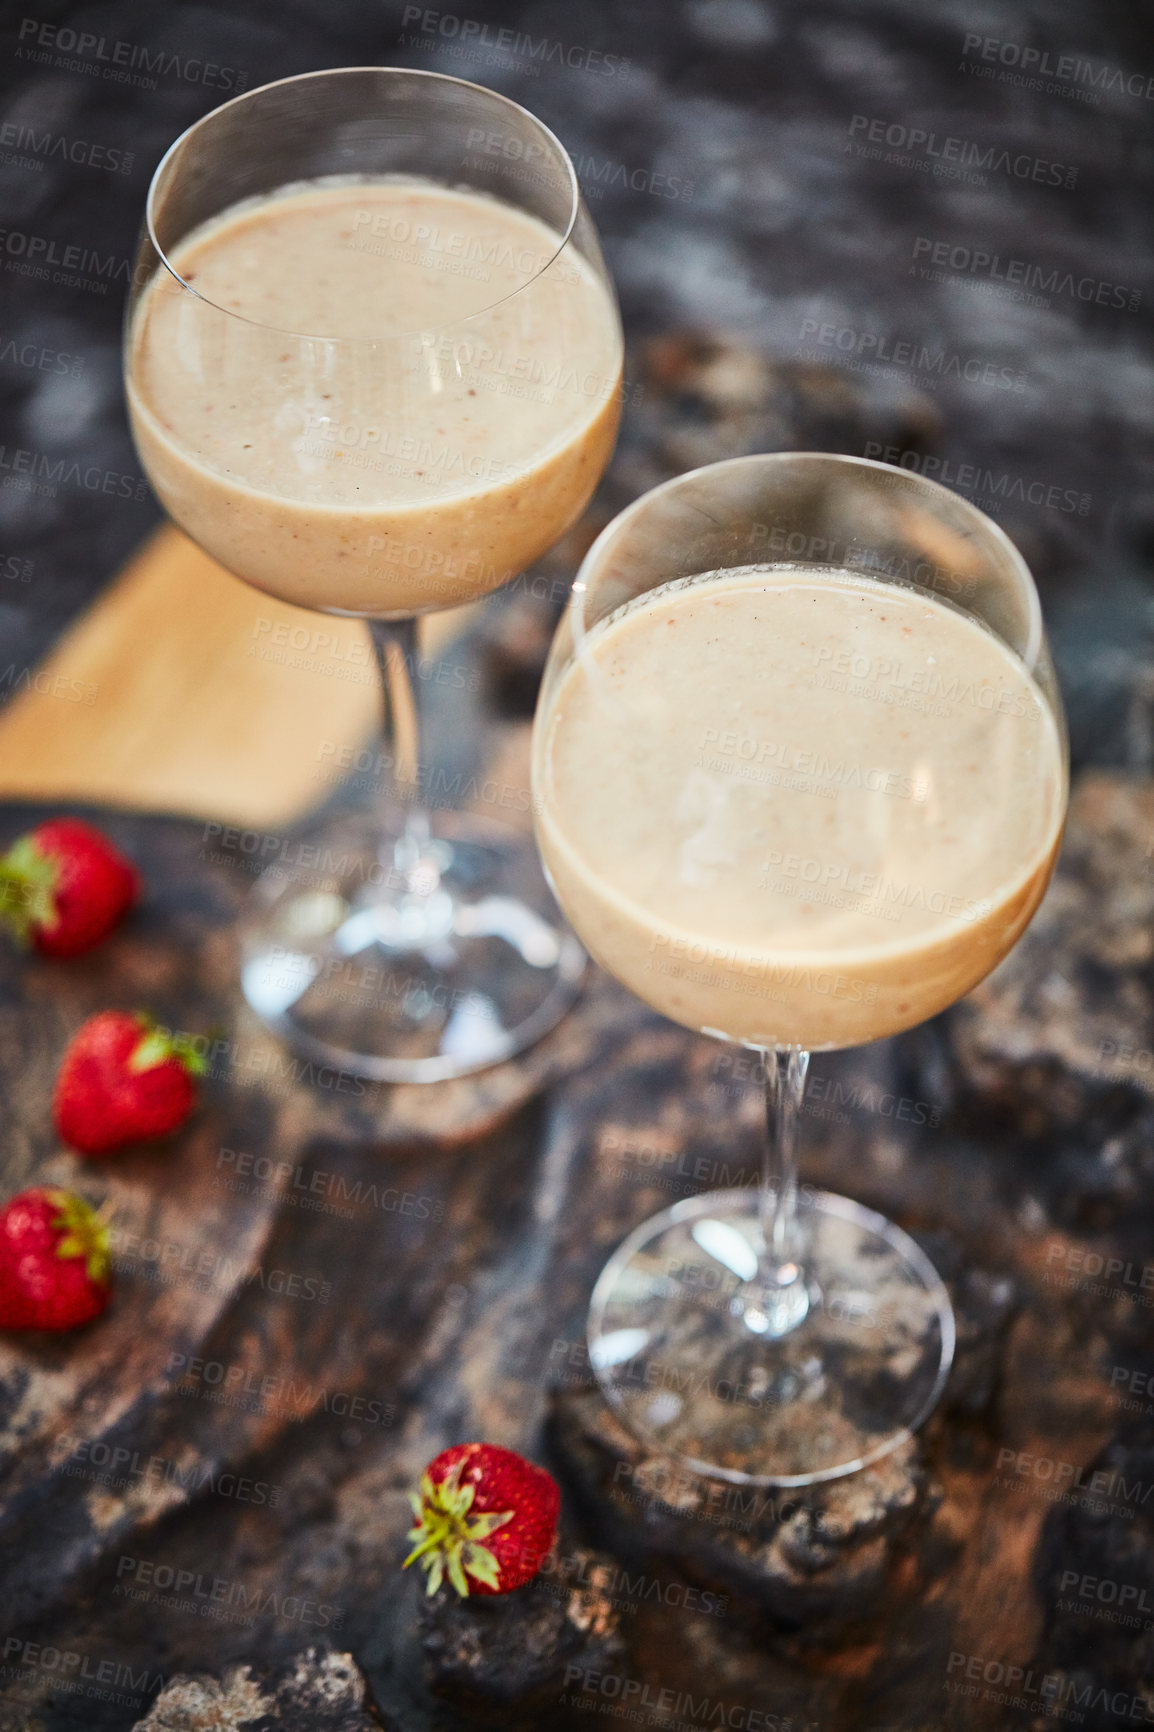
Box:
(2, 1, 1153, 1727)
(131, 1648, 388, 1730)
(397, 1544, 626, 1723)
(549, 1380, 932, 1633)
(930, 775, 1154, 1237)
(0, 775, 1146, 1730)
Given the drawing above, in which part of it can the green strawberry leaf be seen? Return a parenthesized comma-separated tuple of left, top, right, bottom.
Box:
(49, 1192, 111, 1285)
(402, 1519, 448, 1568)
(461, 1542, 502, 1590)
(446, 1550, 470, 1598)
(438, 1460, 465, 1498)
(402, 1457, 517, 1597)
(465, 1510, 512, 1539)
(129, 1018, 209, 1077)
(0, 836, 57, 944)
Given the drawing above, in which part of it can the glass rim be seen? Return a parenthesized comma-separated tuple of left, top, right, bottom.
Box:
(143, 65, 583, 342)
(569, 450, 1046, 675)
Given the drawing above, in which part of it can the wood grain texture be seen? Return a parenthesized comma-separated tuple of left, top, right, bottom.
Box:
(0, 527, 474, 829)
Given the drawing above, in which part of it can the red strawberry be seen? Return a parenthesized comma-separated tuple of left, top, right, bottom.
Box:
(0, 1188, 111, 1330)
(54, 1012, 205, 1156)
(403, 1442, 560, 1597)
(0, 818, 138, 958)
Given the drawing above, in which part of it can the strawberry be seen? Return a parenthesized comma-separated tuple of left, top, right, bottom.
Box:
(0, 1188, 111, 1330)
(403, 1442, 560, 1597)
(0, 818, 139, 958)
(53, 1011, 206, 1156)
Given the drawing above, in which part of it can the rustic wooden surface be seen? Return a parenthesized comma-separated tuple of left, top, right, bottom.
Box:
(0, 526, 479, 830)
(0, 766, 1147, 1730)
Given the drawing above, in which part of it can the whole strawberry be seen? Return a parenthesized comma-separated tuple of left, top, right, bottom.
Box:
(404, 1442, 560, 1597)
(54, 1012, 205, 1156)
(0, 818, 139, 958)
(0, 1188, 111, 1330)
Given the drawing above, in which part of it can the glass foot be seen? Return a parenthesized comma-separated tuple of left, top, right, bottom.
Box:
(587, 1187, 955, 1486)
(238, 808, 585, 1082)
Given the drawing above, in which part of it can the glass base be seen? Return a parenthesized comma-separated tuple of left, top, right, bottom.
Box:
(238, 808, 585, 1083)
(588, 1188, 955, 1487)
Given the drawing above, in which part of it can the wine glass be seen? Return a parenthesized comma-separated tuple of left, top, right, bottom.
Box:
(123, 68, 622, 1082)
(531, 452, 1068, 1485)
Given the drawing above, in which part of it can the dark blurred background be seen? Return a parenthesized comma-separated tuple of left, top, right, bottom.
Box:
(0, 0, 1152, 773)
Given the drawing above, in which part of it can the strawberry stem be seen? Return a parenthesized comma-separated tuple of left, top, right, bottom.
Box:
(402, 1514, 452, 1568)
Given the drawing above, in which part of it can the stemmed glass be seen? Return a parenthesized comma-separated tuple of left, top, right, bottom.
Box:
(531, 453, 1068, 1484)
(123, 68, 622, 1081)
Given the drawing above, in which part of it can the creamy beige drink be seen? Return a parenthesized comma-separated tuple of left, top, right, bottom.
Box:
(534, 566, 1066, 1049)
(128, 180, 622, 614)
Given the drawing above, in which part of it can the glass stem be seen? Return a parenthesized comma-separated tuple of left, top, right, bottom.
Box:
(367, 617, 432, 868)
(365, 623, 429, 859)
(744, 1045, 811, 1337)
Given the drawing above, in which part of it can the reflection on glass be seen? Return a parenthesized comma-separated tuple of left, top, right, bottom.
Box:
(124, 68, 623, 1082)
(532, 453, 1067, 1485)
